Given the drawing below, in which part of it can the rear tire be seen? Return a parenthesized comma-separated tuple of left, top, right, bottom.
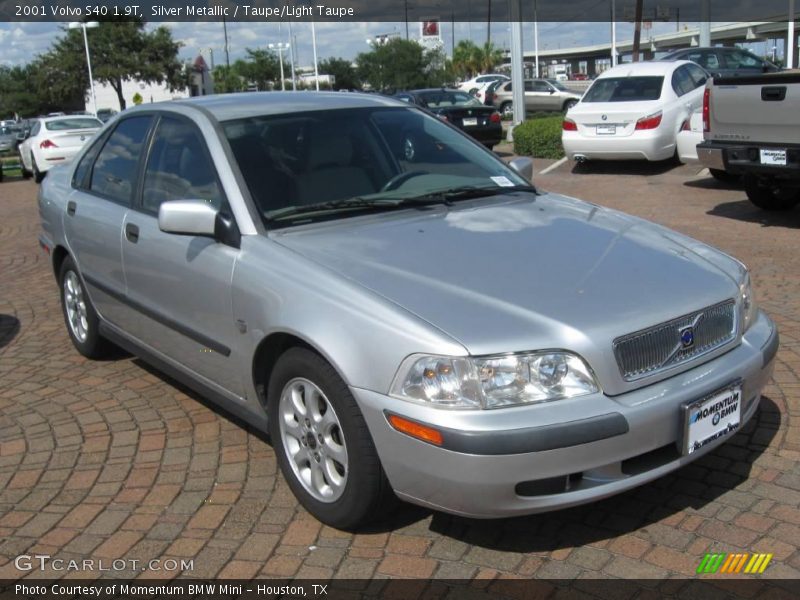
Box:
(743, 176, 800, 211)
(59, 256, 115, 359)
(19, 151, 32, 179)
(267, 347, 394, 530)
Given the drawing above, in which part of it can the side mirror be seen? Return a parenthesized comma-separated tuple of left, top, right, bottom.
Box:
(16, 133, 26, 141)
(158, 199, 240, 247)
(509, 157, 534, 182)
(549, 89, 556, 94)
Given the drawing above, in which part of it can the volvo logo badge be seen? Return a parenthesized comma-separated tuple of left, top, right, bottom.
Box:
(680, 327, 695, 348)
(601, 114, 608, 121)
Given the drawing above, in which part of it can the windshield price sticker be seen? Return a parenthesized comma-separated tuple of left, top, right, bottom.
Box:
(491, 176, 516, 187)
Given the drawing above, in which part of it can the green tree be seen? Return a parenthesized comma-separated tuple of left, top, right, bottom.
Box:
(0, 64, 64, 117)
(232, 48, 284, 91)
(452, 40, 504, 81)
(212, 65, 245, 93)
(35, 17, 188, 111)
(356, 38, 443, 92)
(318, 57, 360, 90)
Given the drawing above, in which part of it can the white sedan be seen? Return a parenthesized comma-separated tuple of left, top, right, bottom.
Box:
(19, 116, 103, 182)
(562, 60, 708, 162)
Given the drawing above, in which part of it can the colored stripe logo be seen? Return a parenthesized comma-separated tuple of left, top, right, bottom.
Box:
(697, 553, 773, 574)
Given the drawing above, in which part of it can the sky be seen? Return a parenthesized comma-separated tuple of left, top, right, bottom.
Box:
(0, 20, 790, 70)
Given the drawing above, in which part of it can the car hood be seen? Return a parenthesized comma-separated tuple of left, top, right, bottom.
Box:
(272, 193, 743, 392)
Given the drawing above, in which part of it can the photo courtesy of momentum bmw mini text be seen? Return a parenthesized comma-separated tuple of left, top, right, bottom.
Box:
(0, 0, 797, 598)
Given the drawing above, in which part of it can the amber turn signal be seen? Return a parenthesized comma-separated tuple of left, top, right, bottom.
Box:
(388, 414, 444, 446)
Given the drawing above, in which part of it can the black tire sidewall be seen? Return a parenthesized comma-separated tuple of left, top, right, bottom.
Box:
(267, 347, 387, 530)
(744, 176, 800, 211)
(59, 257, 106, 358)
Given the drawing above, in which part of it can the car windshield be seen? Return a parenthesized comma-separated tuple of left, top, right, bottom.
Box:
(45, 118, 103, 131)
(418, 91, 483, 107)
(582, 76, 664, 102)
(223, 106, 531, 227)
(546, 80, 569, 91)
(0, 126, 13, 136)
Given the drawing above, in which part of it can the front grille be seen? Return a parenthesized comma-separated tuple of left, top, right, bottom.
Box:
(613, 300, 737, 381)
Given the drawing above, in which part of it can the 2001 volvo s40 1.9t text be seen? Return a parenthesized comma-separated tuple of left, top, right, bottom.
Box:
(38, 92, 778, 529)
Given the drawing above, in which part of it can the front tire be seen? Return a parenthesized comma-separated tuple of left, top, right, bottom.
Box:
(501, 102, 513, 118)
(59, 257, 114, 358)
(743, 176, 800, 211)
(267, 347, 392, 530)
(563, 99, 578, 112)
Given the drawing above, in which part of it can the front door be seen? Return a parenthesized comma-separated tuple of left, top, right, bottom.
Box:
(120, 115, 244, 397)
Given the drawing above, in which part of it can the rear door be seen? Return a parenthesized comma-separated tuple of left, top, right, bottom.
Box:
(63, 115, 154, 326)
(121, 114, 244, 396)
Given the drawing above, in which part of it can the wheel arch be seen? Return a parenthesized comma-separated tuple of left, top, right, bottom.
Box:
(51, 245, 70, 282)
(251, 331, 340, 412)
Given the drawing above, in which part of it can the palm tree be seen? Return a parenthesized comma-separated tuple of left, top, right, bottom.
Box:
(478, 41, 504, 73)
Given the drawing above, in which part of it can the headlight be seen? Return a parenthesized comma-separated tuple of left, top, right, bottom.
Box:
(390, 351, 599, 409)
(739, 271, 758, 333)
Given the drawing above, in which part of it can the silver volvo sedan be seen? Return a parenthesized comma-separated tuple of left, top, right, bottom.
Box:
(37, 93, 778, 529)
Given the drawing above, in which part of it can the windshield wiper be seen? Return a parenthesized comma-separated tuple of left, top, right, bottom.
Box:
(263, 184, 539, 223)
(263, 195, 440, 223)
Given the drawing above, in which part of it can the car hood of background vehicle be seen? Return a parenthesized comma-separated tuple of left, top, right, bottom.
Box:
(272, 193, 742, 357)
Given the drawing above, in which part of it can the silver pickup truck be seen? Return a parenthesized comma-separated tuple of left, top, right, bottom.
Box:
(697, 71, 800, 211)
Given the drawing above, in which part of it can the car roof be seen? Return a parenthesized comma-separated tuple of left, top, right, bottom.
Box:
(597, 60, 691, 78)
(164, 91, 408, 122)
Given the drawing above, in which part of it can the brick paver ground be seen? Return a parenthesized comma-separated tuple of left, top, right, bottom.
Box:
(0, 158, 798, 583)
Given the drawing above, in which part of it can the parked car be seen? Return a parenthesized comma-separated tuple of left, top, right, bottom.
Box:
(394, 88, 503, 149)
(491, 79, 583, 117)
(676, 109, 703, 165)
(0, 125, 19, 154)
(698, 70, 800, 210)
(562, 60, 708, 162)
(39, 92, 777, 529)
(458, 73, 509, 95)
(660, 46, 780, 79)
(96, 108, 118, 123)
(18, 115, 103, 182)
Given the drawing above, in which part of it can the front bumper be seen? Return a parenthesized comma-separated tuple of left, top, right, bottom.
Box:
(353, 310, 777, 518)
(698, 140, 800, 179)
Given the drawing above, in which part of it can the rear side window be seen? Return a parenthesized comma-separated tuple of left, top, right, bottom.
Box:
(89, 116, 152, 205)
(141, 116, 224, 214)
(671, 66, 696, 96)
(582, 76, 664, 102)
(686, 64, 708, 87)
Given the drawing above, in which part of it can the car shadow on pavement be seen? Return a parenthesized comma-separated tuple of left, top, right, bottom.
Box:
(570, 159, 681, 177)
(706, 200, 800, 228)
(683, 176, 742, 192)
(417, 396, 781, 549)
(0, 314, 20, 349)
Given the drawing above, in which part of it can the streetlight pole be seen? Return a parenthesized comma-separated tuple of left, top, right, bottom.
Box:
(311, 21, 320, 91)
(68, 21, 99, 116)
(288, 21, 297, 91)
(268, 43, 290, 90)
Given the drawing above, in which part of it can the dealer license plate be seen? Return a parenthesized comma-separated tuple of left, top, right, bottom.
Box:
(462, 118, 478, 126)
(682, 383, 742, 455)
(760, 149, 787, 166)
(596, 124, 616, 135)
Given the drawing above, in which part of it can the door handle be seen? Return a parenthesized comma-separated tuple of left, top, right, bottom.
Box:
(125, 223, 139, 243)
(66, 201, 76, 216)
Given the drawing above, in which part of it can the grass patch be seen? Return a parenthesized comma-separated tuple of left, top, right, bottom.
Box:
(512, 115, 566, 160)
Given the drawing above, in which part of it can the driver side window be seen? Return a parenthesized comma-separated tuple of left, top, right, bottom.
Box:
(141, 117, 224, 214)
